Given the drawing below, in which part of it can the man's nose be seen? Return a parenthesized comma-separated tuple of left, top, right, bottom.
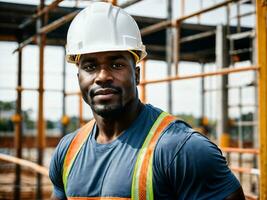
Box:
(95, 68, 113, 84)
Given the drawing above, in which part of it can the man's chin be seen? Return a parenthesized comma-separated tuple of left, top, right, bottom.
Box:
(92, 104, 124, 118)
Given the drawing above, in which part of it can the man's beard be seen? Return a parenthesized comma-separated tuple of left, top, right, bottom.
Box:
(91, 101, 125, 118)
(87, 85, 125, 118)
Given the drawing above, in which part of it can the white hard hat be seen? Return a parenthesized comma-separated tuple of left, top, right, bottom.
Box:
(66, 2, 147, 64)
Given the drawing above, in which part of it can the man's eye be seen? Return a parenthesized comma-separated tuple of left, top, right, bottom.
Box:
(82, 64, 97, 72)
(111, 63, 124, 69)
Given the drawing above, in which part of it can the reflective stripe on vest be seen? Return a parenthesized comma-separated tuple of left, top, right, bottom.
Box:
(67, 198, 130, 200)
(63, 119, 95, 192)
(131, 112, 176, 200)
(62, 112, 176, 200)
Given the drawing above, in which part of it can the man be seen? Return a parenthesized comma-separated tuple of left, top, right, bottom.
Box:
(49, 2, 245, 200)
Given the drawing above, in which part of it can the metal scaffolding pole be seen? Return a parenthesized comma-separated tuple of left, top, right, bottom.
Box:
(140, 59, 147, 103)
(166, 0, 173, 114)
(252, 25, 258, 149)
(14, 11, 79, 53)
(62, 47, 67, 136)
(139, 66, 258, 85)
(19, 0, 64, 29)
(14, 44, 23, 200)
(256, 1, 267, 199)
(141, 0, 238, 37)
(173, 23, 180, 75)
(36, 0, 46, 199)
(120, 0, 142, 8)
(216, 25, 230, 146)
(201, 63, 205, 118)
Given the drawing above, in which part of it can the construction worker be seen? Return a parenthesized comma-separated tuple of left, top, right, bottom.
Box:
(49, 2, 245, 200)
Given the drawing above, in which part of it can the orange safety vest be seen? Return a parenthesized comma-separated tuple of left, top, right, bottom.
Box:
(62, 112, 176, 200)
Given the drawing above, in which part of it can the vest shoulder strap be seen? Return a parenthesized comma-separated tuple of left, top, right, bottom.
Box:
(62, 111, 176, 200)
(62, 119, 95, 191)
(131, 112, 176, 200)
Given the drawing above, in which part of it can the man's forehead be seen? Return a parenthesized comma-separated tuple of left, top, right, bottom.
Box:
(80, 51, 132, 62)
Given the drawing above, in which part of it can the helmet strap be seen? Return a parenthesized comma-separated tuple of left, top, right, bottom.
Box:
(128, 50, 140, 63)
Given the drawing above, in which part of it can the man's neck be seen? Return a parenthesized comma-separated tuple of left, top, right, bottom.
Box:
(93, 100, 144, 144)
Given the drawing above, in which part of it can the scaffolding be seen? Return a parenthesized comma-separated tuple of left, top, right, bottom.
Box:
(0, 0, 266, 199)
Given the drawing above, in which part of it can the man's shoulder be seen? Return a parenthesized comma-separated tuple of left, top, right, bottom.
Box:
(58, 130, 78, 150)
(49, 130, 79, 186)
(154, 119, 218, 167)
(154, 120, 194, 156)
(51, 130, 79, 164)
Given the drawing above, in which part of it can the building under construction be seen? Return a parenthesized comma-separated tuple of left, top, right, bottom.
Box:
(0, 0, 266, 199)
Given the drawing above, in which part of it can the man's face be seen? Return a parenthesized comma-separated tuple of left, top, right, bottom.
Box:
(77, 51, 140, 118)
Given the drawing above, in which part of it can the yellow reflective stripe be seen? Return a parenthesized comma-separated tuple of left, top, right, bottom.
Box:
(68, 197, 131, 200)
(131, 112, 169, 200)
(133, 112, 176, 200)
(146, 155, 153, 200)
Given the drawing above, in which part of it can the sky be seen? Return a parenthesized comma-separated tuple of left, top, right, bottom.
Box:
(0, 0, 256, 122)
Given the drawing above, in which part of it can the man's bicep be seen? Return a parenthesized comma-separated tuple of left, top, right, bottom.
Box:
(168, 133, 243, 199)
(49, 133, 76, 200)
(49, 145, 67, 200)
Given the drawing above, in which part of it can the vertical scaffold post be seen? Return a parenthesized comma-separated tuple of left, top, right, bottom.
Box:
(14, 43, 23, 200)
(36, 0, 46, 199)
(216, 25, 230, 146)
(173, 22, 180, 75)
(62, 47, 67, 136)
(256, 1, 267, 199)
(201, 63, 205, 118)
(166, 0, 173, 114)
(140, 59, 147, 103)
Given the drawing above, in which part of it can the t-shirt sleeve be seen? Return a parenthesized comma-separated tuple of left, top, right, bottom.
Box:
(167, 132, 241, 199)
(49, 133, 76, 200)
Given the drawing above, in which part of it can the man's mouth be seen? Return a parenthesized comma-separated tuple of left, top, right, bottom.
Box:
(92, 88, 120, 101)
(94, 88, 119, 96)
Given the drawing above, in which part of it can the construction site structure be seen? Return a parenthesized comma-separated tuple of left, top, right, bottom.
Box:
(0, 0, 266, 200)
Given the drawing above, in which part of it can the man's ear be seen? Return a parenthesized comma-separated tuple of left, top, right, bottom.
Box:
(135, 66, 140, 85)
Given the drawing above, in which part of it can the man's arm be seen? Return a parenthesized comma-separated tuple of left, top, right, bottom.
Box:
(155, 128, 245, 199)
(49, 133, 76, 200)
(225, 187, 245, 200)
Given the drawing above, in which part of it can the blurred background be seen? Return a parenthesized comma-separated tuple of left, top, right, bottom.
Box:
(0, 0, 266, 199)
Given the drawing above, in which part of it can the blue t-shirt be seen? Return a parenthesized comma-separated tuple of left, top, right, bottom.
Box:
(49, 104, 240, 200)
